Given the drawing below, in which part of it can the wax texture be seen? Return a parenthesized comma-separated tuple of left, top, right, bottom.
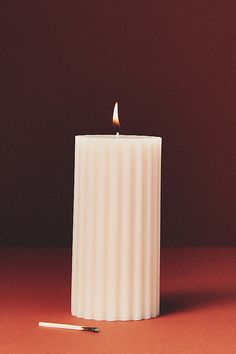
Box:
(71, 135, 162, 320)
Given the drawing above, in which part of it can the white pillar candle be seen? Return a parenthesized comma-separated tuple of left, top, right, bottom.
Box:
(71, 133, 162, 321)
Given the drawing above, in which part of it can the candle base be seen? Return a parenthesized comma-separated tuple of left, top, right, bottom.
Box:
(71, 311, 160, 322)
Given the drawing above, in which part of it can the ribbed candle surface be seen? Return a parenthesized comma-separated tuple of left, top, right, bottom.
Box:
(71, 135, 162, 321)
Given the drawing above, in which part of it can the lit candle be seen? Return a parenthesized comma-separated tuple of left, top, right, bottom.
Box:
(71, 103, 162, 320)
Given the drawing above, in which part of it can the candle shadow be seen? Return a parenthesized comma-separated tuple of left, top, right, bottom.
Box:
(161, 289, 236, 316)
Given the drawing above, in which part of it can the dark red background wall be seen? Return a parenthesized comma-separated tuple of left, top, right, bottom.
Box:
(0, 1, 235, 246)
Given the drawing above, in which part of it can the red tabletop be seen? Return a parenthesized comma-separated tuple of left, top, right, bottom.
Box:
(1, 247, 235, 354)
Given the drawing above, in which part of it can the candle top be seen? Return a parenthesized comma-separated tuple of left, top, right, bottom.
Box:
(76, 135, 161, 140)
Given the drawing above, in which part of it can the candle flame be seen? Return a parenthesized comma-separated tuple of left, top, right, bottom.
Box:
(112, 102, 120, 128)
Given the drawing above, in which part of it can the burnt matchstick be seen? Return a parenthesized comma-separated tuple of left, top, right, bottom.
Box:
(38, 322, 100, 333)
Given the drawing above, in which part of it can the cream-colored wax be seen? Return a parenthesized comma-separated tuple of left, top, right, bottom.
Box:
(71, 135, 162, 320)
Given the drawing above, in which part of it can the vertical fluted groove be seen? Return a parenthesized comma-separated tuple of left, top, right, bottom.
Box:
(106, 140, 119, 320)
(156, 139, 162, 316)
(94, 142, 106, 319)
(84, 142, 99, 318)
(151, 139, 157, 317)
(72, 137, 161, 320)
(143, 141, 153, 318)
(115, 142, 122, 320)
(90, 142, 100, 318)
(119, 142, 132, 319)
(71, 138, 80, 315)
(129, 143, 136, 319)
(75, 138, 83, 317)
(72, 137, 88, 317)
(132, 142, 144, 319)
(78, 138, 90, 317)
